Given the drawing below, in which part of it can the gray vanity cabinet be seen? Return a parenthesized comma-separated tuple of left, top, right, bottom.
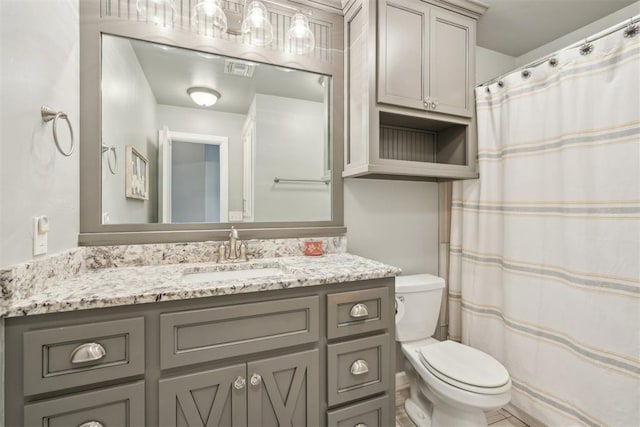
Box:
(378, 0, 475, 118)
(344, 0, 486, 180)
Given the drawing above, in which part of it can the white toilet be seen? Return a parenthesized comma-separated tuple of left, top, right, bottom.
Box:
(396, 274, 512, 427)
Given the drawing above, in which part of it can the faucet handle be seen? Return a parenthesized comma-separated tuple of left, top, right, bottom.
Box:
(230, 226, 239, 239)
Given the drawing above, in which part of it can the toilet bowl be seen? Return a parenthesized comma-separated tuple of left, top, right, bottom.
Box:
(396, 274, 511, 427)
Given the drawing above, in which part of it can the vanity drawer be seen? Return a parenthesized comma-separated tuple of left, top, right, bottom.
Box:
(160, 296, 319, 369)
(327, 334, 390, 406)
(23, 317, 145, 396)
(327, 287, 390, 339)
(23, 381, 145, 427)
(327, 395, 391, 427)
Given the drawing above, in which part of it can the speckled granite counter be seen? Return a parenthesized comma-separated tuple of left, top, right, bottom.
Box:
(0, 237, 401, 318)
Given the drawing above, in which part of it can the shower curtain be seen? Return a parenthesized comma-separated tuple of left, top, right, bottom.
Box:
(448, 24, 640, 426)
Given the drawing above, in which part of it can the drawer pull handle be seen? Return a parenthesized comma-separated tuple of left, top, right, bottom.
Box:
(78, 422, 104, 427)
(350, 359, 369, 376)
(234, 376, 246, 390)
(354, 424, 368, 427)
(250, 373, 262, 386)
(70, 343, 106, 364)
(349, 303, 369, 318)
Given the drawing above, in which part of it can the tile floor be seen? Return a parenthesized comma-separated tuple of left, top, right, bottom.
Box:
(395, 387, 529, 427)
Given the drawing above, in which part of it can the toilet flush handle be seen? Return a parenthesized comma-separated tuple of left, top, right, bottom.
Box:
(349, 303, 369, 318)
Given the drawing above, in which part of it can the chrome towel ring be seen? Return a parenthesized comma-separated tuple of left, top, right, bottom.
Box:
(102, 143, 118, 174)
(41, 105, 74, 157)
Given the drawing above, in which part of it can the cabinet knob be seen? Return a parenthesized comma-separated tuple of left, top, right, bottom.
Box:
(70, 343, 106, 364)
(234, 376, 246, 390)
(350, 359, 369, 376)
(349, 303, 369, 318)
(250, 373, 262, 386)
(423, 97, 431, 109)
(78, 422, 104, 427)
(431, 98, 439, 110)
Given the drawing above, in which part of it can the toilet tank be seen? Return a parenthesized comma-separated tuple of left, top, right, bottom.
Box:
(395, 274, 445, 342)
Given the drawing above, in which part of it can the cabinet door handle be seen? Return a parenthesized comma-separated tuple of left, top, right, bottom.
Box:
(423, 97, 431, 109)
(234, 376, 246, 390)
(70, 343, 106, 364)
(350, 359, 369, 375)
(78, 422, 104, 427)
(431, 98, 439, 110)
(354, 424, 368, 427)
(250, 373, 262, 386)
(349, 303, 369, 318)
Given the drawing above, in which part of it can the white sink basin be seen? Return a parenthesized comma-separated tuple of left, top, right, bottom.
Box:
(182, 267, 286, 283)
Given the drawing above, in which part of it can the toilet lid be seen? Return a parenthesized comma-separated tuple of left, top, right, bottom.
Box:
(419, 341, 510, 393)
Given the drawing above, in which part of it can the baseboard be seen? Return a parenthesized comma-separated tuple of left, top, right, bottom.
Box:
(396, 371, 410, 391)
(505, 403, 546, 427)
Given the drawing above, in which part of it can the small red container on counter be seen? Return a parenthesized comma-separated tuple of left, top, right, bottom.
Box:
(304, 240, 323, 256)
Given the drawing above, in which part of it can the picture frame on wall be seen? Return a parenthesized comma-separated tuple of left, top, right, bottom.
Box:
(125, 145, 149, 200)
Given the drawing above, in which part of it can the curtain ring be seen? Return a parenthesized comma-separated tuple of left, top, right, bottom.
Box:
(41, 105, 74, 157)
(102, 144, 118, 174)
(548, 57, 558, 67)
(579, 39, 594, 55)
(624, 18, 638, 38)
(497, 80, 504, 87)
(521, 70, 531, 79)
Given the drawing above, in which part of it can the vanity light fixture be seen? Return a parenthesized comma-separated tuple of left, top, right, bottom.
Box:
(288, 13, 315, 54)
(241, 1, 274, 47)
(187, 87, 222, 107)
(136, 0, 177, 26)
(192, 0, 228, 37)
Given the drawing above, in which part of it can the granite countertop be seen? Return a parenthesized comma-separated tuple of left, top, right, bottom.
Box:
(1, 251, 401, 318)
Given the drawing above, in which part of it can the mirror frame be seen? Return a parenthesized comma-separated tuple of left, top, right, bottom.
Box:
(79, 0, 345, 245)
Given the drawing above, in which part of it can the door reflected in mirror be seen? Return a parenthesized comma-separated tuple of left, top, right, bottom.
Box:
(101, 34, 332, 225)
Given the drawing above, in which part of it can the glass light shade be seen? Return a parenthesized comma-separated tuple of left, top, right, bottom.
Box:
(187, 87, 221, 107)
(287, 13, 315, 54)
(192, 0, 228, 37)
(241, 1, 273, 47)
(136, 0, 178, 26)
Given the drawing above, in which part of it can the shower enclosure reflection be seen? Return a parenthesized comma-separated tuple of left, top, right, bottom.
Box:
(101, 34, 332, 225)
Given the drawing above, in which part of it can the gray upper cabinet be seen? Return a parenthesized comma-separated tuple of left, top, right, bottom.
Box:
(344, 0, 487, 180)
(378, 0, 475, 118)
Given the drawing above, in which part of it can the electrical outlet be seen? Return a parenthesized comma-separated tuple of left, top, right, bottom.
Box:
(33, 216, 48, 256)
(229, 211, 243, 221)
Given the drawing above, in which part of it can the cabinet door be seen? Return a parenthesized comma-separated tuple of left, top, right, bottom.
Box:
(428, 6, 475, 117)
(247, 349, 319, 427)
(159, 364, 247, 427)
(377, 0, 429, 110)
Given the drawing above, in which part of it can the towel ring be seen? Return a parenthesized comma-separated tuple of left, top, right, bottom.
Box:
(102, 143, 118, 174)
(41, 105, 74, 157)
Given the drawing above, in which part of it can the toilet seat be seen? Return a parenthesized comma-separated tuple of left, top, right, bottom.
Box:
(419, 341, 510, 395)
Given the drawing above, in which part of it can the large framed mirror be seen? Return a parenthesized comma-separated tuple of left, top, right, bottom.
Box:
(80, 0, 344, 245)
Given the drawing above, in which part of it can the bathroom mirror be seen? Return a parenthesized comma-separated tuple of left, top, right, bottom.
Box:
(80, 0, 344, 245)
(101, 34, 332, 225)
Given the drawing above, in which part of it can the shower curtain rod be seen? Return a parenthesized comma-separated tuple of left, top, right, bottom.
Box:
(480, 14, 640, 87)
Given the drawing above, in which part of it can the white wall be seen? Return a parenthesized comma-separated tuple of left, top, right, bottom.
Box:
(156, 104, 245, 213)
(253, 94, 331, 222)
(101, 35, 158, 224)
(344, 179, 439, 275)
(476, 46, 516, 85)
(515, 1, 640, 66)
(0, 0, 80, 267)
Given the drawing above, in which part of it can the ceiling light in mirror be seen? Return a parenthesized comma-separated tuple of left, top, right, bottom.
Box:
(136, 0, 177, 26)
(192, 0, 228, 36)
(241, 1, 274, 47)
(288, 13, 315, 54)
(187, 87, 222, 107)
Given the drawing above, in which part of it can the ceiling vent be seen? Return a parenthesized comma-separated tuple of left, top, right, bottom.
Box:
(224, 59, 256, 77)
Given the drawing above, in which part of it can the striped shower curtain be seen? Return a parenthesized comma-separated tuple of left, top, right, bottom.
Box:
(448, 24, 640, 426)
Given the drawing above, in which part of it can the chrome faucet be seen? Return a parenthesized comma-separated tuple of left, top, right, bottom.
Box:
(217, 226, 247, 262)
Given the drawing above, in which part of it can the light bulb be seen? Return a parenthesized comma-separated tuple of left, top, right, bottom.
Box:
(241, 1, 273, 47)
(288, 13, 315, 54)
(192, 0, 228, 37)
(136, 0, 177, 26)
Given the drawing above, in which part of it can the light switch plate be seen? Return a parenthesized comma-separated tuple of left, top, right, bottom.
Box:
(33, 216, 48, 256)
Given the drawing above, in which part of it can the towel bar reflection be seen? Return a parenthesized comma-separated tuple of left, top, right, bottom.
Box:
(41, 105, 74, 157)
(102, 143, 118, 174)
(273, 177, 330, 185)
